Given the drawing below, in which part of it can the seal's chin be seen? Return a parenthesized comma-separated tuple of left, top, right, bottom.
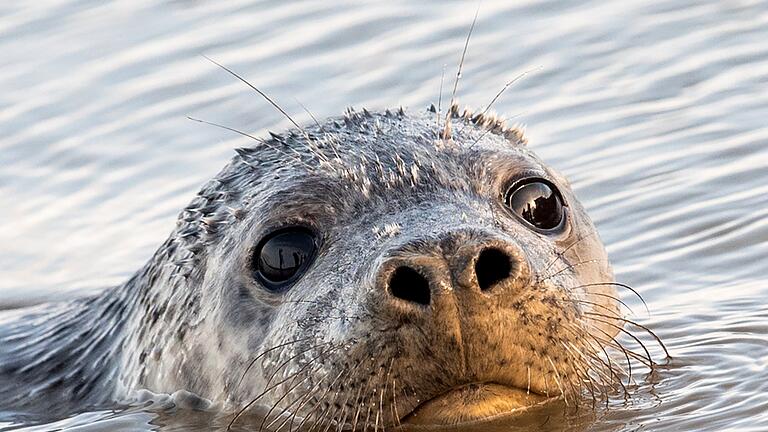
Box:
(402, 383, 554, 426)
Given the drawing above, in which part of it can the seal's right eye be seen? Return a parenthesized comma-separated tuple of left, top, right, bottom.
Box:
(252, 227, 318, 292)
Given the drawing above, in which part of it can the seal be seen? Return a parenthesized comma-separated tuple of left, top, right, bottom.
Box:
(0, 103, 633, 429)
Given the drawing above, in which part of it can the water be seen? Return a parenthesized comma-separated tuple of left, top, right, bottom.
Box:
(1, 0, 767, 430)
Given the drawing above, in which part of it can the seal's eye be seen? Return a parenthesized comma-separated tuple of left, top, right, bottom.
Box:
(504, 179, 565, 231)
(253, 227, 318, 291)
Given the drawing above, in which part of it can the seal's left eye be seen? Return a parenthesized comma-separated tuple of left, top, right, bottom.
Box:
(504, 179, 565, 231)
(253, 227, 318, 292)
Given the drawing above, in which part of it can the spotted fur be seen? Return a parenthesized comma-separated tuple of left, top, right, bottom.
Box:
(0, 105, 658, 428)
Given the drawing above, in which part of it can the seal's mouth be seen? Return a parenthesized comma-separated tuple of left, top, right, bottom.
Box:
(401, 382, 556, 426)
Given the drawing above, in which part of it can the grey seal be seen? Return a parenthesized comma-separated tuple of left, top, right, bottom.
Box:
(0, 103, 651, 429)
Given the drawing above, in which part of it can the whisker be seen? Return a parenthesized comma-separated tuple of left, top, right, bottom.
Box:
(308, 355, 368, 432)
(574, 282, 649, 316)
(546, 356, 567, 405)
(560, 332, 611, 402)
(559, 341, 601, 406)
(363, 400, 373, 432)
(285, 367, 344, 431)
(295, 99, 322, 130)
(282, 364, 348, 432)
(527, 364, 531, 395)
(227, 342, 340, 430)
(479, 67, 539, 117)
(330, 358, 369, 432)
(537, 258, 609, 282)
(235, 336, 315, 391)
(466, 111, 525, 150)
(331, 362, 366, 432)
(202, 54, 334, 172)
(571, 289, 637, 316)
(203, 56, 308, 137)
(541, 231, 598, 275)
(392, 376, 401, 428)
(457, 68, 538, 139)
(311, 366, 354, 432)
(575, 320, 653, 370)
(572, 299, 650, 384)
(295, 98, 342, 162)
(564, 298, 622, 319)
(607, 340, 654, 368)
(582, 327, 634, 388)
(584, 315, 655, 368)
(187, 116, 314, 171)
(574, 333, 631, 397)
(586, 312, 669, 360)
(559, 358, 584, 406)
(385, 358, 401, 427)
(564, 343, 616, 405)
(262, 341, 336, 393)
(257, 343, 345, 431)
(351, 364, 379, 432)
(559, 325, 629, 395)
(436, 64, 446, 140)
(442, 5, 480, 140)
(271, 371, 332, 432)
(279, 300, 360, 322)
(375, 361, 390, 432)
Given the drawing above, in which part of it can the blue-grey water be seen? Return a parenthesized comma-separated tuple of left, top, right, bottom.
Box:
(1, 0, 767, 431)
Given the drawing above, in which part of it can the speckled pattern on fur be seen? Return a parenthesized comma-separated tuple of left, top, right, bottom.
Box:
(0, 104, 629, 428)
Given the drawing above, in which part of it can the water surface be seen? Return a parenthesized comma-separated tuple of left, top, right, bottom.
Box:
(1, 0, 767, 430)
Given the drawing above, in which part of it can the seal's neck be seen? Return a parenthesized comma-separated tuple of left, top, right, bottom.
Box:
(0, 280, 133, 416)
(115, 234, 213, 397)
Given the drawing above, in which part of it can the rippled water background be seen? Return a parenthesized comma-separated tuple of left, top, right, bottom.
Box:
(1, 0, 767, 430)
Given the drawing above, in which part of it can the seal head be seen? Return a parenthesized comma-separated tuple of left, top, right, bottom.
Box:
(0, 105, 622, 428)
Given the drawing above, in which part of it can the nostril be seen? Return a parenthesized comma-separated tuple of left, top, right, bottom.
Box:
(475, 248, 513, 291)
(388, 266, 431, 306)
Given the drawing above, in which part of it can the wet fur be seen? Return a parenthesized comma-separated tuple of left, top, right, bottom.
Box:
(0, 106, 656, 428)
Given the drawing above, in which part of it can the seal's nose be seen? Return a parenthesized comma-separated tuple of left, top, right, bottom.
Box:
(388, 265, 432, 305)
(473, 247, 514, 291)
(383, 240, 522, 307)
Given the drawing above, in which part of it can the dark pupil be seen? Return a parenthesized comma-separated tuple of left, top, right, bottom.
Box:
(509, 182, 563, 230)
(257, 231, 315, 284)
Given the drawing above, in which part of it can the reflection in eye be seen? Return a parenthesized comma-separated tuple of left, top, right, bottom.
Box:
(505, 180, 564, 230)
(254, 228, 318, 291)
